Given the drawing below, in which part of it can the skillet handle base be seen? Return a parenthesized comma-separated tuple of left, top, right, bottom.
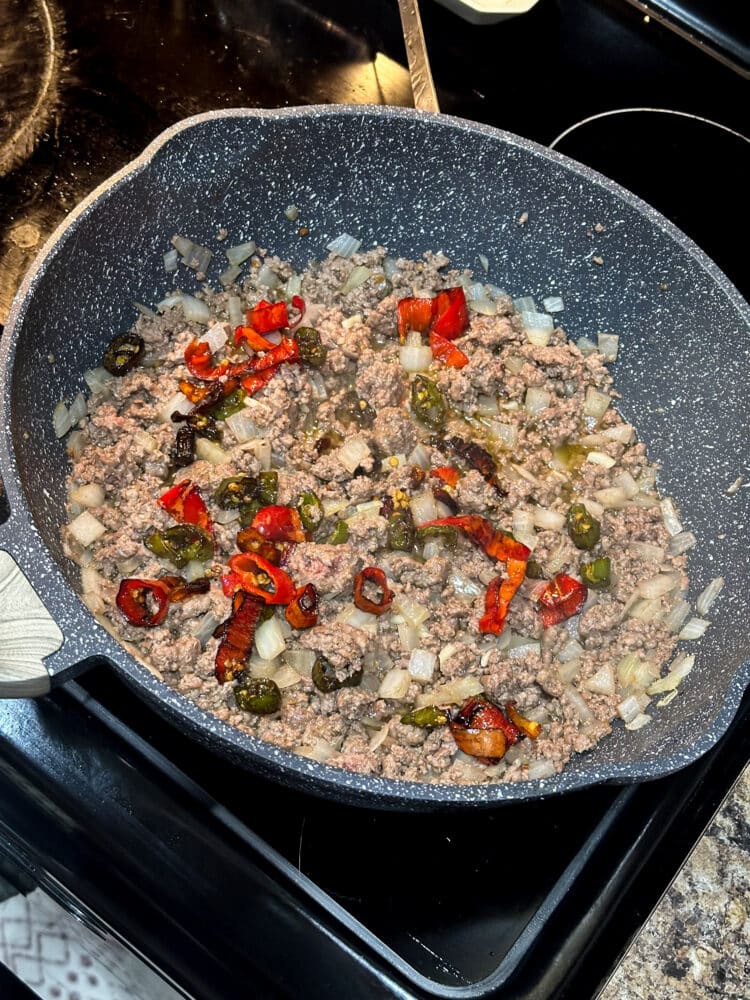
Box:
(0, 550, 59, 697)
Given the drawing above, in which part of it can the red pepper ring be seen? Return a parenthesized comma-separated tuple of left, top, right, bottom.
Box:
(214, 590, 265, 683)
(477, 557, 528, 636)
(285, 583, 319, 629)
(226, 552, 296, 605)
(158, 480, 213, 534)
(116, 578, 172, 628)
(250, 505, 307, 543)
(448, 695, 523, 762)
(537, 573, 588, 628)
(184, 338, 230, 380)
(353, 567, 394, 616)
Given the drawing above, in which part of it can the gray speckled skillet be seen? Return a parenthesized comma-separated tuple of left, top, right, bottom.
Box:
(1, 106, 748, 810)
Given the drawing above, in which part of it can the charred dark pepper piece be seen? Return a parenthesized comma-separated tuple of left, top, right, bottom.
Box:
(103, 333, 145, 376)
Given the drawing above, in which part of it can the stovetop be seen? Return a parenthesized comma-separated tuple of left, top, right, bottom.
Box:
(0, 1, 748, 998)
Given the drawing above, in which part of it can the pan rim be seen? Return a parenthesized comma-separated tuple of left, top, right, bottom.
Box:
(1, 104, 749, 808)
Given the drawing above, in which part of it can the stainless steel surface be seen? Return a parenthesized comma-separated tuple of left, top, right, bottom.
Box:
(397, 0, 440, 112)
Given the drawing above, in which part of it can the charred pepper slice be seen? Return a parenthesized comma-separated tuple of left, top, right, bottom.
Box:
(415, 524, 458, 551)
(257, 470, 279, 506)
(159, 576, 211, 602)
(235, 677, 282, 714)
(537, 573, 588, 627)
(353, 567, 394, 616)
(315, 430, 344, 456)
(215, 475, 259, 510)
(168, 425, 196, 470)
(478, 560, 528, 635)
(397, 296, 434, 343)
(295, 326, 328, 368)
(238, 500, 264, 528)
(250, 505, 306, 543)
(184, 338, 229, 380)
(400, 706, 450, 728)
(214, 591, 264, 683)
(246, 299, 289, 334)
(235, 526, 285, 564)
(410, 375, 446, 431)
(297, 491, 324, 533)
(505, 701, 542, 740)
(449, 695, 522, 762)
(311, 656, 363, 693)
(145, 524, 214, 569)
(429, 329, 468, 369)
(116, 578, 172, 628)
(580, 556, 611, 589)
(430, 287, 470, 341)
(566, 503, 601, 551)
(386, 508, 416, 552)
(103, 333, 145, 376)
(223, 552, 296, 605)
(285, 583, 319, 629)
(207, 387, 247, 421)
(158, 480, 212, 534)
(420, 515, 531, 563)
(335, 391, 376, 429)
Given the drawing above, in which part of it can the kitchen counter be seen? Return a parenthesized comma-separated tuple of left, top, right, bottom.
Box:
(599, 762, 750, 999)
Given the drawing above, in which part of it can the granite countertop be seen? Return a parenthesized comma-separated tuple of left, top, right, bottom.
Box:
(599, 762, 750, 999)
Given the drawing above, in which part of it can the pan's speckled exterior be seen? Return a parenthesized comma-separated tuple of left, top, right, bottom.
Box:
(1, 106, 748, 809)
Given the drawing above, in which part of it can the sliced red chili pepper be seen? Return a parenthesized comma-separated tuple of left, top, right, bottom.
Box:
(478, 558, 528, 635)
(537, 573, 588, 627)
(431, 466, 460, 488)
(240, 367, 278, 396)
(225, 552, 296, 605)
(429, 329, 469, 368)
(285, 583, 319, 629)
(420, 515, 531, 563)
(236, 526, 284, 564)
(397, 296, 434, 343)
(353, 567, 394, 616)
(234, 325, 276, 351)
(246, 299, 289, 334)
(158, 576, 211, 603)
(214, 590, 264, 683)
(158, 480, 212, 534)
(505, 701, 542, 740)
(289, 295, 306, 329)
(184, 339, 230, 380)
(430, 287, 469, 341)
(250, 505, 306, 543)
(246, 336, 300, 373)
(116, 578, 172, 628)
(449, 695, 522, 762)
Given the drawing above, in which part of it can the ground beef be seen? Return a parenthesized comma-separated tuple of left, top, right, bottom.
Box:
(62, 242, 698, 788)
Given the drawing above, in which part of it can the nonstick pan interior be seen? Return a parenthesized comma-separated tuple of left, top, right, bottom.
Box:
(1, 106, 749, 808)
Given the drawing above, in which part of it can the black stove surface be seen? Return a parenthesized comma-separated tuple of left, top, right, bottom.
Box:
(0, 1, 748, 998)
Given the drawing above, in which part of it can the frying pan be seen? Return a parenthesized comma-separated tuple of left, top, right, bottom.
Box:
(1, 106, 749, 809)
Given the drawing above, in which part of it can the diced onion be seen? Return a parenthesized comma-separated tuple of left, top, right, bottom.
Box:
(586, 451, 616, 469)
(241, 438, 272, 470)
(521, 310, 554, 334)
(489, 421, 518, 450)
(597, 333, 619, 360)
(628, 598, 664, 622)
(183, 559, 208, 583)
(558, 659, 581, 682)
(53, 401, 72, 438)
(188, 611, 219, 649)
(617, 653, 659, 693)
(408, 649, 437, 683)
(67, 392, 87, 427)
(225, 410, 263, 444)
(577, 337, 598, 356)
(220, 265, 242, 287)
(593, 486, 628, 509)
(532, 507, 565, 531)
(696, 577, 724, 616)
(160, 391, 194, 423)
(156, 294, 183, 311)
(544, 539, 569, 575)
(326, 233, 361, 258)
(527, 759, 556, 780)
(563, 685, 595, 724)
(625, 713, 652, 731)
(284, 205, 299, 221)
(660, 497, 683, 537)
(647, 653, 694, 694)
(408, 444, 432, 470)
(70, 484, 105, 508)
(171, 235, 195, 259)
(163, 248, 179, 272)
(255, 616, 287, 660)
(557, 638, 584, 663)
(227, 295, 244, 329)
(617, 694, 642, 723)
(583, 387, 611, 419)
(542, 295, 564, 313)
(195, 438, 229, 464)
(399, 344, 433, 372)
(201, 322, 228, 354)
(613, 471, 639, 499)
(638, 573, 680, 600)
(226, 240, 257, 266)
(338, 437, 371, 474)
(378, 669, 411, 700)
(447, 570, 483, 599)
(664, 598, 691, 634)
(409, 490, 438, 527)
(181, 295, 211, 324)
(479, 254, 489, 272)
(678, 617, 710, 640)
(273, 664, 302, 689)
(214, 508, 240, 526)
(393, 594, 429, 626)
(630, 542, 666, 563)
(296, 739, 336, 763)
(513, 296, 536, 313)
(66, 431, 86, 458)
(307, 371, 328, 401)
(398, 621, 421, 652)
(603, 424, 635, 444)
(68, 511, 106, 548)
(340, 265, 372, 295)
(283, 649, 316, 676)
(416, 675, 483, 708)
(668, 531, 696, 556)
(83, 367, 115, 395)
(525, 387, 551, 414)
(336, 604, 378, 635)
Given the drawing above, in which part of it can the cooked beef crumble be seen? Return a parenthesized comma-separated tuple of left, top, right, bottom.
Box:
(61, 243, 694, 785)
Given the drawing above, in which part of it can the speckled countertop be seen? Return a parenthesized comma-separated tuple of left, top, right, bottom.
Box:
(599, 763, 750, 999)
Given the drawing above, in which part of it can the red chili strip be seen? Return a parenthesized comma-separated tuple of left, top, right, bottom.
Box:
(116, 578, 172, 628)
(420, 515, 530, 563)
(353, 567, 394, 616)
(397, 296, 434, 343)
(224, 552, 296, 605)
(158, 480, 212, 534)
(429, 329, 469, 368)
(246, 299, 289, 334)
(431, 466, 460, 488)
(184, 339, 230, 380)
(537, 573, 588, 627)
(430, 287, 469, 341)
(234, 325, 276, 351)
(214, 590, 264, 683)
(477, 558, 528, 635)
(285, 583, 319, 629)
(158, 576, 211, 603)
(448, 695, 522, 762)
(240, 367, 278, 396)
(250, 505, 306, 543)
(244, 336, 300, 373)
